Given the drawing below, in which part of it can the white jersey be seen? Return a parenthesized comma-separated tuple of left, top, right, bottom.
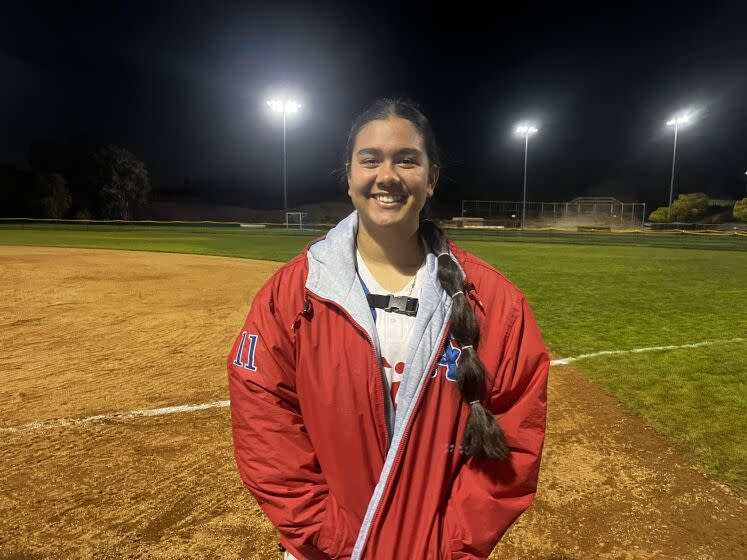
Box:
(355, 249, 426, 411)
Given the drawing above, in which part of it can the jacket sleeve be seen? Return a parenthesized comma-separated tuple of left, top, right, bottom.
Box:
(442, 293, 550, 559)
(227, 277, 354, 560)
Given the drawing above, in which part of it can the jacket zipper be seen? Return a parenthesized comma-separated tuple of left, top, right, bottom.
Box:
(362, 323, 451, 555)
(303, 288, 391, 450)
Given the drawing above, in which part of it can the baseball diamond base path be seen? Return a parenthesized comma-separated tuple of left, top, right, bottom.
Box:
(0, 246, 744, 560)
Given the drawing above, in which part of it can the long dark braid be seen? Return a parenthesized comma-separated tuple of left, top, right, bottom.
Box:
(343, 97, 509, 460)
(420, 220, 510, 461)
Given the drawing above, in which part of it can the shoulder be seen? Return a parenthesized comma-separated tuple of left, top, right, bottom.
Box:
(265, 250, 309, 288)
(252, 248, 311, 319)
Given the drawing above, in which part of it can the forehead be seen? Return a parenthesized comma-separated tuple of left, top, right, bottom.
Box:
(353, 116, 425, 152)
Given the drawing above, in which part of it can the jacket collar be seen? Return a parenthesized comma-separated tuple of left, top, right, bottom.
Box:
(304, 210, 465, 332)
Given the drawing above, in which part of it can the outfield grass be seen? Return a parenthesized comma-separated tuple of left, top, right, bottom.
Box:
(448, 228, 747, 252)
(462, 240, 747, 354)
(2, 224, 745, 494)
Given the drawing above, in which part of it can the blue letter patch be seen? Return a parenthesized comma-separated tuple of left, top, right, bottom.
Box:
(434, 340, 461, 382)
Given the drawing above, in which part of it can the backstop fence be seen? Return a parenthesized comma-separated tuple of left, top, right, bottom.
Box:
(461, 197, 647, 229)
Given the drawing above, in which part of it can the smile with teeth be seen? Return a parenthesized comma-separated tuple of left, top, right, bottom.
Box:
(373, 193, 407, 203)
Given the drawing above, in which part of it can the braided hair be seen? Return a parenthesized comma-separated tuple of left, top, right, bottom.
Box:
(342, 98, 509, 461)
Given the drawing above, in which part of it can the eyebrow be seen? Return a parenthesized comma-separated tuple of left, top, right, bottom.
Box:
(355, 147, 424, 158)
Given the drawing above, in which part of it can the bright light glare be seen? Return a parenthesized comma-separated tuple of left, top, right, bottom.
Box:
(666, 111, 694, 127)
(515, 123, 539, 136)
(267, 99, 302, 113)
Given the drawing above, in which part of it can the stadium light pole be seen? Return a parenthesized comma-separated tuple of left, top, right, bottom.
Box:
(665, 111, 694, 222)
(744, 170, 747, 196)
(514, 123, 539, 229)
(267, 98, 302, 226)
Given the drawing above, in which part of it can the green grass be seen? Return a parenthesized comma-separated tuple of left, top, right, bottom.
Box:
(448, 228, 747, 252)
(0, 224, 319, 262)
(460, 240, 747, 354)
(2, 223, 746, 494)
(578, 341, 747, 494)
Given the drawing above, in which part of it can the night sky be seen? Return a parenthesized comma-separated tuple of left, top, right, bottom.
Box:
(2, 1, 747, 211)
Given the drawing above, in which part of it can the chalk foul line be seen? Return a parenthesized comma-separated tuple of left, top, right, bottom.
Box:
(2, 337, 744, 433)
(0, 400, 230, 434)
(550, 337, 745, 366)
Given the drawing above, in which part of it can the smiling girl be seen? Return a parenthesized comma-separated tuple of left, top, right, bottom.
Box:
(229, 98, 549, 559)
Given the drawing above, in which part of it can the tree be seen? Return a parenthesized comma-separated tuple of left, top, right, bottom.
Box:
(36, 173, 72, 218)
(29, 136, 105, 217)
(670, 192, 710, 222)
(734, 198, 747, 222)
(649, 207, 670, 223)
(91, 145, 151, 220)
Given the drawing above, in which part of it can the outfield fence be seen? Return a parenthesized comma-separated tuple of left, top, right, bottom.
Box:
(0, 217, 328, 233)
(2, 217, 745, 236)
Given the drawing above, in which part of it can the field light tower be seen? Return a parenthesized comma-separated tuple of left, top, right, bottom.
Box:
(514, 123, 539, 229)
(266, 98, 302, 226)
(665, 111, 694, 222)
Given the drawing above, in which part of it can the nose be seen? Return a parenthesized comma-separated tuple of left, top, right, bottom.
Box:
(375, 159, 402, 188)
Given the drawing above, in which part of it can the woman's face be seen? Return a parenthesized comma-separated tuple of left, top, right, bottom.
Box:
(347, 116, 439, 235)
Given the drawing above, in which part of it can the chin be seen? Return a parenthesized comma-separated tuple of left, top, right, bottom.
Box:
(364, 212, 418, 234)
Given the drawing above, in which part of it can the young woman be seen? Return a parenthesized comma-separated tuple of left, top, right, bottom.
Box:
(228, 98, 549, 559)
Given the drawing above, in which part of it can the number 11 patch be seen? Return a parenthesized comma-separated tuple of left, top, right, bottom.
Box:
(233, 331, 259, 371)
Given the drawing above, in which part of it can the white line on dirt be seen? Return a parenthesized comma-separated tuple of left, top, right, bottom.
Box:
(3, 337, 744, 433)
(0, 400, 230, 434)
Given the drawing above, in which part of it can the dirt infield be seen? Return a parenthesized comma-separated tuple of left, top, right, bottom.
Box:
(0, 246, 744, 559)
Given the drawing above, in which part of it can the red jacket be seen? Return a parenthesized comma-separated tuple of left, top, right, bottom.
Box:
(228, 212, 549, 559)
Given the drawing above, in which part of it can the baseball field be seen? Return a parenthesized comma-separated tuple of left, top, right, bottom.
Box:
(0, 223, 745, 559)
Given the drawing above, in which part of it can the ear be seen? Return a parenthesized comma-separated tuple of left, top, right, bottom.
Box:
(427, 165, 440, 198)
